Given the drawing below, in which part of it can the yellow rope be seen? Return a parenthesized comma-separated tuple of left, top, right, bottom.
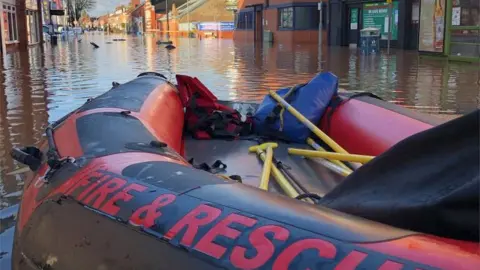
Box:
(279, 107, 285, 131)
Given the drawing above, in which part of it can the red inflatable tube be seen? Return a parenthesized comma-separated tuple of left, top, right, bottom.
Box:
(319, 95, 443, 156)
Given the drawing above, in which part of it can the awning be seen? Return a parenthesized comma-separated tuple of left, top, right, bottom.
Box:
(151, 0, 188, 13)
(50, 9, 65, 16)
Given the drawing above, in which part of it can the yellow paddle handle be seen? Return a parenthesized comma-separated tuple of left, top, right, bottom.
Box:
(269, 91, 349, 154)
(288, 148, 375, 164)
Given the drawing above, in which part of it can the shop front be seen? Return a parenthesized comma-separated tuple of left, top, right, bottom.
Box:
(418, 0, 479, 61)
(26, 0, 40, 45)
(234, 0, 328, 45)
(330, 0, 418, 49)
(446, 0, 479, 61)
(1, 0, 19, 52)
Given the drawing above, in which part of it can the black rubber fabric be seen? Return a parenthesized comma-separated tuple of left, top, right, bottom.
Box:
(122, 161, 228, 193)
(321, 110, 480, 241)
(78, 76, 165, 112)
(76, 112, 156, 157)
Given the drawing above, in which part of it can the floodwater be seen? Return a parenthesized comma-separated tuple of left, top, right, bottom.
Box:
(0, 33, 479, 267)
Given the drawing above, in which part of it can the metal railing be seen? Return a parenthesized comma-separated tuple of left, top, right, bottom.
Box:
(158, 0, 207, 21)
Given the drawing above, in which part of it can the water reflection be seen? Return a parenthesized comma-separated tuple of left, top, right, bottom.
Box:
(0, 34, 479, 233)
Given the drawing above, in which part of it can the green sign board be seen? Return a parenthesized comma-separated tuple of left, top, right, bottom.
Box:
(351, 8, 359, 30)
(363, 2, 399, 40)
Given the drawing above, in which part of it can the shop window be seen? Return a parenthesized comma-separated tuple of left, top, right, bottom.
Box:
(279, 7, 293, 29)
(236, 11, 254, 30)
(279, 5, 326, 30)
(450, 29, 480, 58)
(27, 10, 39, 44)
(452, 0, 479, 27)
(3, 4, 18, 43)
(450, 0, 480, 58)
(295, 7, 320, 30)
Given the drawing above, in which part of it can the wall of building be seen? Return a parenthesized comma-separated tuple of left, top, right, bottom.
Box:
(178, 0, 235, 23)
(145, 0, 157, 32)
(157, 0, 235, 38)
(130, 3, 145, 33)
(328, 0, 415, 50)
(234, 0, 327, 45)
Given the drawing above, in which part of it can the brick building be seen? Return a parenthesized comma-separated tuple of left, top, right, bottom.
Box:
(1, 0, 44, 54)
(129, 0, 146, 34)
(154, 0, 235, 38)
(234, 0, 327, 45)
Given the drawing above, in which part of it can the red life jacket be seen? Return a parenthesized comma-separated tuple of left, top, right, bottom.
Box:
(176, 75, 252, 140)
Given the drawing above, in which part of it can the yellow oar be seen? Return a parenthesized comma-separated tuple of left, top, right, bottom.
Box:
(306, 138, 353, 176)
(7, 166, 30, 175)
(249, 143, 277, 191)
(288, 148, 374, 164)
(249, 143, 300, 199)
(269, 91, 349, 154)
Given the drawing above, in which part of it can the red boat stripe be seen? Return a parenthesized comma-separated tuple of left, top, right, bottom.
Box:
(195, 213, 257, 259)
(358, 236, 480, 269)
(101, 183, 148, 216)
(334, 250, 368, 270)
(378, 260, 404, 270)
(83, 177, 127, 208)
(231, 225, 290, 269)
(77, 175, 111, 201)
(165, 204, 222, 246)
(129, 193, 176, 228)
(272, 238, 337, 270)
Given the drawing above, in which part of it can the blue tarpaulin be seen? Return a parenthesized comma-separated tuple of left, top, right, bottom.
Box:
(253, 72, 338, 143)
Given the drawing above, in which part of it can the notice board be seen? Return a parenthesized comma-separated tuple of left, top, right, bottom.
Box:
(418, 0, 446, 52)
(363, 2, 399, 40)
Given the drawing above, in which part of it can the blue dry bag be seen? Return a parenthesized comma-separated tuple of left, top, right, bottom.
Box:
(253, 72, 338, 143)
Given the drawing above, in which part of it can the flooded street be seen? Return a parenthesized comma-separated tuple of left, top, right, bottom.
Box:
(0, 33, 479, 267)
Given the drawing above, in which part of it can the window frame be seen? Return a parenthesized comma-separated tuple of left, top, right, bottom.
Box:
(235, 10, 254, 30)
(3, 4, 19, 44)
(277, 4, 327, 31)
(278, 7, 294, 30)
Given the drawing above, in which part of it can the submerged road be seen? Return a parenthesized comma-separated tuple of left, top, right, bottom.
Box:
(0, 33, 479, 269)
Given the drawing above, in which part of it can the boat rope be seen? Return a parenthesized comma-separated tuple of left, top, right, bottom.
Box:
(295, 193, 322, 203)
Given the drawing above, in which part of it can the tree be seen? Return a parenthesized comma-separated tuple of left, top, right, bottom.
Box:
(66, 0, 96, 26)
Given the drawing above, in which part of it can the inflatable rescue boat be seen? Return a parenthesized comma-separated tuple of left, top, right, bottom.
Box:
(10, 72, 479, 269)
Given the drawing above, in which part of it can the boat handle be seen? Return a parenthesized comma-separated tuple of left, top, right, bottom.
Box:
(137, 72, 167, 80)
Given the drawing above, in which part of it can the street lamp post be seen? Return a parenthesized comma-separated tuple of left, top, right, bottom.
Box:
(166, 0, 170, 39)
(387, 0, 392, 54)
(187, 0, 190, 37)
(318, 1, 323, 49)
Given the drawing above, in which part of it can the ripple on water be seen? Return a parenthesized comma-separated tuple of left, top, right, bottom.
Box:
(0, 34, 478, 242)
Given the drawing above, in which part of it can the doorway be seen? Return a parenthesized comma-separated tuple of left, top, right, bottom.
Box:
(347, 5, 362, 47)
(408, 0, 420, 49)
(254, 5, 263, 42)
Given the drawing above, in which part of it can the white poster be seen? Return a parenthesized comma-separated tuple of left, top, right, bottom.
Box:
(452, 7, 461, 26)
(412, 2, 420, 21)
(351, 23, 358, 30)
(419, 0, 445, 52)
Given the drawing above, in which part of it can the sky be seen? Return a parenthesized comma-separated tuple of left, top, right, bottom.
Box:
(90, 0, 129, 16)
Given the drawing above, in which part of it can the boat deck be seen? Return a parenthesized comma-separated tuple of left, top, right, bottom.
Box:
(183, 100, 345, 197)
(184, 138, 344, 197)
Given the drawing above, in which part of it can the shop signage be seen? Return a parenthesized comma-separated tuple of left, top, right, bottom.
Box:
(50, 0, 63, 10)
(418, 0, 445, 53)
(452, 7, 460, 26)
(350, 8, 358, 30)
(179, 23, 196, 32)
(363, 2, 399, 40)
(42, 0, 51, 25)
(26, 0, 38, 10)
(225, 0, 237, 11)
(198, 22, 235, 31)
